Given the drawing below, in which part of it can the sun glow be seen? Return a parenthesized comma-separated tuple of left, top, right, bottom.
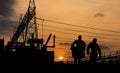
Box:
(59, 56, 64, 61)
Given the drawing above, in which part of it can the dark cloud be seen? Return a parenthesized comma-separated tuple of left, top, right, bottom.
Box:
(59, 42, 71, 46)
(0, 18, 18, 36)
(0, 0, 16, 17)
(95, 13, 104, 18)
(0, 0, 17, 36)
(59, 42, 110, 50)
(100, 45, 110, 49)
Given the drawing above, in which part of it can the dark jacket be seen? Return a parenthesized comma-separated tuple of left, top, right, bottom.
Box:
(70, 40, 86, 59)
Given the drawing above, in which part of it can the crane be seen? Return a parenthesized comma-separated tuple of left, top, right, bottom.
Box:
(6, 0, 36, 50)
(4, 0, 55, 64)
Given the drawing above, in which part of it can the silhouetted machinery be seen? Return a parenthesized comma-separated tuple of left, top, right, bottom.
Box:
(4, 0, 55, 64)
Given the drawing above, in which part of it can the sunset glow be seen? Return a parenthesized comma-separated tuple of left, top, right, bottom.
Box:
(59, 56, 64, 61)
(1, 0, 120, 64)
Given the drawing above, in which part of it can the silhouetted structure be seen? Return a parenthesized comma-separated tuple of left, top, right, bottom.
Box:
(0, 38, 4, 63)
(87, 38, 101, 64)
(70, 35, 86, 64)
(0, 0, 56, 64)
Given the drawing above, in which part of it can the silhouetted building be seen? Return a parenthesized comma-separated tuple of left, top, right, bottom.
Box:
(0, 38, 4, 63)
(0, 38, 4, 49)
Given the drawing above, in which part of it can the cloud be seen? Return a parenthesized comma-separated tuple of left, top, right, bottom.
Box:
(0, 0, 17, 36)
(95, 13, 104, 18)
(59, 43, 110, 50)
(0, 0, 16, 17)
(59, 42, 71, 46)
(100, 45, 110, 49)
(0, 18, 18, 36)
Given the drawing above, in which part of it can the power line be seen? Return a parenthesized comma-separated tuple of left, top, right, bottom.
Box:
(38, 23, 120, 38)
(38, 28, 120, 41)
(42, 34, 120, 48)
(36, 17, 120, 33)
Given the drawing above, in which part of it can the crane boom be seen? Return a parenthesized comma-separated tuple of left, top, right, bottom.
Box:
(6, 0, 36, 49)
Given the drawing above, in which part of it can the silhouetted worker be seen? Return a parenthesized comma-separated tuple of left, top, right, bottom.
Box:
(70, 35, 86, 64)
(87, 38, 101, 64)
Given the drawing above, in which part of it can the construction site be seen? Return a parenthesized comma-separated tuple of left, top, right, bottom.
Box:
(0, 0, 56, 64)
(1, 0, 120, 64)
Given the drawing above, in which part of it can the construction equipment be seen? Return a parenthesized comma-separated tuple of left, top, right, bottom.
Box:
(6, 0, 36, 50)
(4, 0, 55, 64)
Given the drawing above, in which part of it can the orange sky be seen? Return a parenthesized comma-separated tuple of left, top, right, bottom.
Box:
(1, 0, 120, 62)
